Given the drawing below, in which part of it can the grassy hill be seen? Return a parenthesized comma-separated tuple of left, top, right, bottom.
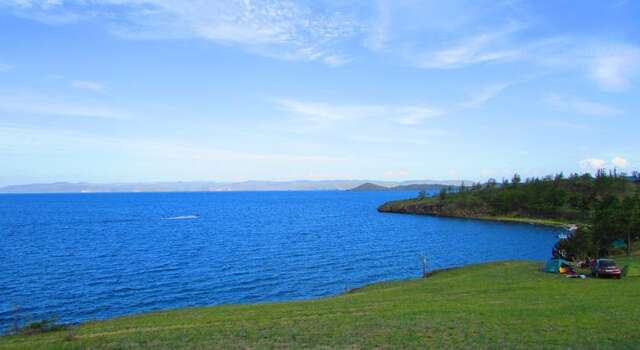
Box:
(2, 256, 640, 349)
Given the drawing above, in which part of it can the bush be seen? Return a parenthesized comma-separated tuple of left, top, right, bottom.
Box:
(14, 319, 66, 336)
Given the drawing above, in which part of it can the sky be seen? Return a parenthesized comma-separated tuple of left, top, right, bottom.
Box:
(0, 0, 639, 186)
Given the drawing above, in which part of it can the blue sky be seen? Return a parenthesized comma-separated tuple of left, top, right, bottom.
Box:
(0, 0, 639, 185)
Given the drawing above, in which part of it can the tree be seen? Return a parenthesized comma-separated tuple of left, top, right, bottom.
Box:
(625, 195, 640, 255)
(417, 190, 427, 200)
(592, 195, 624, 256)
(511, 173, 521, 188)
(556, 227, 596, 260)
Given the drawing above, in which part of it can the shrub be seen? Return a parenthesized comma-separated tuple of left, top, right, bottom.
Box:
(14, 319, 66, 336)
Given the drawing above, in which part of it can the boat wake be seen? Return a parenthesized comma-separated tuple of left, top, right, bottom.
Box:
(162, 215, 199, 220)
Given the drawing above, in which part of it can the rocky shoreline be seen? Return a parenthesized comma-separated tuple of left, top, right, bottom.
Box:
(378, 199, 571, 228)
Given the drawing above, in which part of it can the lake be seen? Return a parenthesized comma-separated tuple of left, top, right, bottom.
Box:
(0, 191, 561, 333)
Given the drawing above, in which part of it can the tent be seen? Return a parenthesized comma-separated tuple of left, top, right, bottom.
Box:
(612, 239, 627, 249)
(545, 258, 573, 274)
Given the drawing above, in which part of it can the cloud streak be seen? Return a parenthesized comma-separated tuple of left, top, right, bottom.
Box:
(273, 98, 441, 125)
(71, 80, 104, 92)
(416, 30, 523, 69)
(545, 94, 621, 117)
(0, 93, 131, 120)
(4, 0, 361, 65)
(462, 81, 513, 108)
(0, 125, 340, 164)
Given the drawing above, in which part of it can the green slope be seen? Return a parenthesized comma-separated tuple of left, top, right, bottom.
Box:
(2, 258, 640, 349)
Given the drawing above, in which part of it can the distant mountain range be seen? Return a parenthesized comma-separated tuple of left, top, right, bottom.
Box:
(348, 182, 454, 192)
(0, 179, 470, 193)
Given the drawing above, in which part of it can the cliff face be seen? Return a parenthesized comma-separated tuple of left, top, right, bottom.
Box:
(350, 183, 452, 192)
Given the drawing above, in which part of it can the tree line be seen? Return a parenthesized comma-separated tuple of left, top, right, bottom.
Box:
(425, 169, 640, 258)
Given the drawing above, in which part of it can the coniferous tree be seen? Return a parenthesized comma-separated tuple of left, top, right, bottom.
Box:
(592, 195, 623, 256)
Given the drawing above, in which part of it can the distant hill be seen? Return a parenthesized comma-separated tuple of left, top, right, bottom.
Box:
(0, 179, 470, 194)
(350, 183, 389, 191)
(350, 182, 452, 192)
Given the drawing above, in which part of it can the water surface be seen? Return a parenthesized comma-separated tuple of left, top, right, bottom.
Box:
(0, 191, 560, 332)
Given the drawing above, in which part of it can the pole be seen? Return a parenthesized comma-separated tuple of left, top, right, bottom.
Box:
(421, 254, 428, 278)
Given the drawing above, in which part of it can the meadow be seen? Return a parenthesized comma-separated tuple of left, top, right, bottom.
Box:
(2, 255, 639, 349)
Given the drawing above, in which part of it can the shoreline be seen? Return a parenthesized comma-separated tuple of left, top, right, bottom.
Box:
(3, 257, 639, 349)
(0, 260, 548, 337)
(0, 261, 530, 337)
(378, 207, 574, 229)
(1, 207, 571, 338)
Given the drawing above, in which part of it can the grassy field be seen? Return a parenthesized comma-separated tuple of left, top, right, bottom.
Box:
(2, 256, 640, 349)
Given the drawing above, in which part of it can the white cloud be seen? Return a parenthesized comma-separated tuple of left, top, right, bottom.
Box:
(0, 63, 13, 72)
(363, 2, 640, 91)
(322, 55, 352, 67)
(580, 156, 630, 170)
(0, 93, 130, 119)
(364, 0, 391, 51)
(273, 98, 441, 125)
(4, 0, 360, 65)
(545, 94, 621, 117)
(589, 46, 640, 91)
(529, 41, 640, 91)
(71, 80, 104, 92)
(580, 158, 606, 170)
(414, 25, 524, 69)
(611, 156, 628, 168)
(462, 81, 513, 108)
(396, 107, 436, 125)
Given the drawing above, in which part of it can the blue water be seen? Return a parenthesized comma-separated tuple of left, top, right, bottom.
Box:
(0, 191, 561, 333)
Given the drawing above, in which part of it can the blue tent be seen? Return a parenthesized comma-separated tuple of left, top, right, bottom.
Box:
(545, 258, 572, 274)
(612, 239, 627, 249)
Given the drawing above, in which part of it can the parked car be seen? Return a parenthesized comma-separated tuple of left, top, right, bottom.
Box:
(591, 259, 622, 279)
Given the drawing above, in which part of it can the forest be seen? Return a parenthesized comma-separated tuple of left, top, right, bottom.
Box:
(402, 170, 640, 258)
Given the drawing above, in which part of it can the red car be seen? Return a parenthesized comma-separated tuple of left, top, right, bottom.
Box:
(591, 259, 622, 279)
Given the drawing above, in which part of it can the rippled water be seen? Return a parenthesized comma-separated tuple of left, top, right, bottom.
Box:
(0, 191, 561, 333)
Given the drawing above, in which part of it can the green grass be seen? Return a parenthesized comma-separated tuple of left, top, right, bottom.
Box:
(472, 215, 572, 227)
(2, 257, 640, 349)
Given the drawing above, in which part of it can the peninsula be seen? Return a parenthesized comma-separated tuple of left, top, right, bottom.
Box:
(379, 171, 640, 258)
